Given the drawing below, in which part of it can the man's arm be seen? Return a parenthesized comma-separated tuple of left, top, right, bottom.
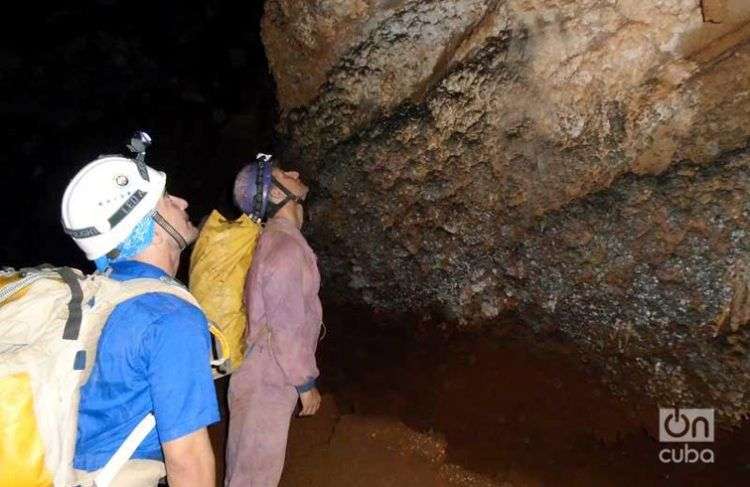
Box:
(261, 238, 320, 393)
(162, 428, 215, 487)
(143, 296, 221, 485)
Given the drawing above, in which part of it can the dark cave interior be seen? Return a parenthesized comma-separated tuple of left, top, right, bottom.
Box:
(2, 0, 273, 270)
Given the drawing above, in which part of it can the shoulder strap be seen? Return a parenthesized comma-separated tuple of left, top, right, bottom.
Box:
(100, 275, 199, 309)
(58, 268, 85, 341)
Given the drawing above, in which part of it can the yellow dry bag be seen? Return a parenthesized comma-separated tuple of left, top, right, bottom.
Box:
(189, 210, 262, 373)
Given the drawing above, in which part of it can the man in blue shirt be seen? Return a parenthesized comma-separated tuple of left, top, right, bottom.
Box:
(61, 146, 219, 486)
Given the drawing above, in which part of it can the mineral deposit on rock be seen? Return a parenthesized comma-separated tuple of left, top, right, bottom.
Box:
(262, 0, 750, 422)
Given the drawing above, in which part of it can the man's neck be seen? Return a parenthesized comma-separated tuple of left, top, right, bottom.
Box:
(132, 246, 180, 277)
(273, 203, 303, 229)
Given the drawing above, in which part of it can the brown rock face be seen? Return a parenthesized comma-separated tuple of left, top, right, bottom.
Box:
(262, 0, 750, 421)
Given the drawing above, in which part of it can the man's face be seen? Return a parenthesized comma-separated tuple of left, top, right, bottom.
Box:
(155, 193, 199, 246)
(273, 168, 309, 201)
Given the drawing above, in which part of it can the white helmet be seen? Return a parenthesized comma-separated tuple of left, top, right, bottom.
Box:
(61, 155, 166, 260)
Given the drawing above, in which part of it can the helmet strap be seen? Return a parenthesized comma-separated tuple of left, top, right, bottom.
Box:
(266, 176, 304, 219)
(153, 211, 187, 251)
(254, 155, 269, 220)
(266, 199, 283, 219)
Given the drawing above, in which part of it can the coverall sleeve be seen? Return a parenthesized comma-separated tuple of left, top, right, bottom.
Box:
(261, 237, 319, 390)
(144, 295, 220, 442)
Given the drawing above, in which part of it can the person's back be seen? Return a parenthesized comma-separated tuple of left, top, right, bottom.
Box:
(74, 261, 218, 473)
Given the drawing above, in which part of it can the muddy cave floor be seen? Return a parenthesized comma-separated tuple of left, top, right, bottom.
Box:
(208, 305, 750, 487)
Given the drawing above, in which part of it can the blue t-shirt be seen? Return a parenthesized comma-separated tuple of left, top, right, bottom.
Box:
(74, 261, 220, 471)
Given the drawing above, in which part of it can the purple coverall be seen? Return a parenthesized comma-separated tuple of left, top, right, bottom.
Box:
(225, 217, 322, 487)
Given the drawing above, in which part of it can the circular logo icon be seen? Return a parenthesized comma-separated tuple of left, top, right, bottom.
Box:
(664, 410, 690, 438)
(115, 175, 130, 187)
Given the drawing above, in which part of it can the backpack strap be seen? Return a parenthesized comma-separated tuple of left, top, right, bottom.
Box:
(93, 413, 156, 487)
(57, 268, 85, 341)
(103, 275, 199, 308)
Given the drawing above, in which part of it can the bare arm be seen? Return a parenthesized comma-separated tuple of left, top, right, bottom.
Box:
(162, 427, 215, 487)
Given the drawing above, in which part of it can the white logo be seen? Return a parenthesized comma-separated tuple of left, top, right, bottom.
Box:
(658, 407, 715, 464)
(659, 407, 714, 442)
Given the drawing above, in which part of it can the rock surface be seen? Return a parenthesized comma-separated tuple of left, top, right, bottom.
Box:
(262, 1, 750, 421)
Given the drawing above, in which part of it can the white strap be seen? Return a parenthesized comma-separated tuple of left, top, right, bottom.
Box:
(84, 277, 190, 486)
(93, 413, 156, 487)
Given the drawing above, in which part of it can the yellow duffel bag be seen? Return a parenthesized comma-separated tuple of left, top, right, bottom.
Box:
(189, 210, 261, 374)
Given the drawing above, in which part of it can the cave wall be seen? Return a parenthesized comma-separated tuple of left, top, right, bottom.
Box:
(261, 0, 750, 421)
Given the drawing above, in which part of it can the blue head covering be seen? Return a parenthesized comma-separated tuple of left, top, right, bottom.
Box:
(93, 214, 157, 271)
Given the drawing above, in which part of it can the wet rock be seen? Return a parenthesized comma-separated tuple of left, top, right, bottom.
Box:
(263, 1, 750, 421)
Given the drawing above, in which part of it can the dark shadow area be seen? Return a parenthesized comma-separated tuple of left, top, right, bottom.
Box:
(303, 303, 750, 486)
(1, 0, 274, 270)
